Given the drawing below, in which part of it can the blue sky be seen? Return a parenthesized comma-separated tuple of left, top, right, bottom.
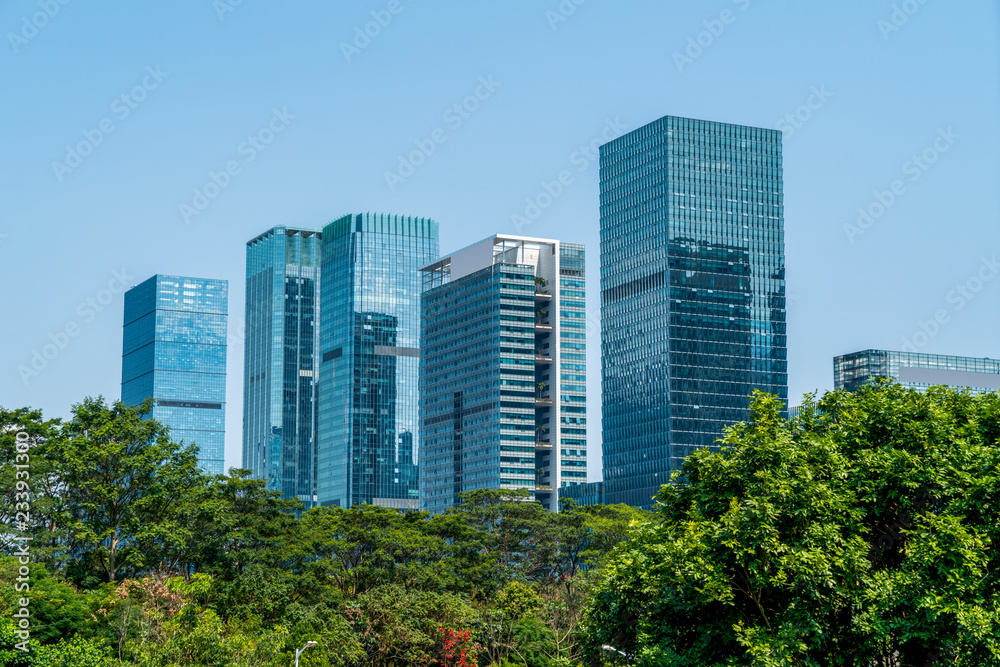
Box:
(2, 0, 997, 480)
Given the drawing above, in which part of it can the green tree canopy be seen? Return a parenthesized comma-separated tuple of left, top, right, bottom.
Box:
(582, 384, 1000, 666)
(57, 397, 207, 583)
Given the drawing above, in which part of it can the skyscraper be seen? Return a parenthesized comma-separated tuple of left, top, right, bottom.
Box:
(834, 350, 1000, 394)
(243, 226, 322, 507)
(600, 114, 787, 508)
(121, 274, 228, 474)
(316, 213, 438, 509)
(419, 235, 587, 514)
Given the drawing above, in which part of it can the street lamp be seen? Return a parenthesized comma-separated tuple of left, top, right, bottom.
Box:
(602, 644, 632, 661)
(294, 641, 318, 667)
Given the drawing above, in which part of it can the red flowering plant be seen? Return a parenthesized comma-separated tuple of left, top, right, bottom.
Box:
(433, 626, 479, 667)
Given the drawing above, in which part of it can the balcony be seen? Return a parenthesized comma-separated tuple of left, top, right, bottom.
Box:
(534, 290, 552, 301)
(534, 440, 552, 451)
(535, 397, 553, 407)
(534, 353, 552, 364)
(534, 321, 552, 333)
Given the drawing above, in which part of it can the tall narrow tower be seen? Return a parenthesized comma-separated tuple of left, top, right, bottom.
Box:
(243, 226, 322, 507)
(316, 213, 438, 509)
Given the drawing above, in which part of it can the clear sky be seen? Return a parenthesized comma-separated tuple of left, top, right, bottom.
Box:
(2, 1, 997, 480)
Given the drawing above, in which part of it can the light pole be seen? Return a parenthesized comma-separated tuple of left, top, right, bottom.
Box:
(294, 641, 318, 667)
(602, 644, 632, 662)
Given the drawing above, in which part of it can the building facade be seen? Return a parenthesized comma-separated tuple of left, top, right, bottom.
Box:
(419, 235, 587, 514)
(558, 480, 603, 509)
(121, 274, 228, 474)
(316, 213, 437, 509)
(243, 226, 322, 507)
(834, 350, 1000, 394)
(600, 114, 787, 508)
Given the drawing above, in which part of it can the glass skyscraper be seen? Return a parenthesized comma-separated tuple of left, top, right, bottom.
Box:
(600, 114, 787, 508)
(316, 213, 438, 509)
(243, 226, 322, 507)
(834, 350, 1000, 394)
(121, 274, 228, 475)
(558, 480, 603, 508)
(420, 235, 587, 514)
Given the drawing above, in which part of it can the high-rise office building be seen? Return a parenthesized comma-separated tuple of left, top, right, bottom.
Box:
(600, 114, 787, 508)
(834, 350, 1000, 394)
(316, 213, 437, 509)
(558, 480, 603, 508)
(419, 235, 587, 514)
(243, 226, 322, 507)
(121, 274, 228, 474)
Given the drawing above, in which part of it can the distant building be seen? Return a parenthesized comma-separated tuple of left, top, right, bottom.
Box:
(316, 213, 438, 509)
(600, 114, 787, 509)
(419, 234, 587, 514)
(243, 226, 322, 507)
(121, 275, 228, 474)
(559, 481, 603, 509)
(834, 350, 1000, 394)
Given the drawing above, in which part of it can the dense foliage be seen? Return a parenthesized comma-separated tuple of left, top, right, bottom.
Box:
(5, 383, 1000, 666)
(581, 383, 1000, 666)
(0, 397, 647, 667)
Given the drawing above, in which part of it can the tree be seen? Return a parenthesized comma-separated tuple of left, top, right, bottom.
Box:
(477, 581, 544, 666)
(0, 559, 93, 645)
(451, 488, 549, 583)
(532, 501, 650, 594)
(300, 503, 455, 599)
(0, 396, 655, 667)
(527, 502, 648, 664)
(56, 397, 207, 583)
(190, 469, 302, 578)
(31, 634, 115, 667)
(581, 385, 1000, 666)
(0, 408, 66, 571)
(348, 584, 479, 667)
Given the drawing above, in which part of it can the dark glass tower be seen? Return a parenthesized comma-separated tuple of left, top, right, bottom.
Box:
(243, 227, 321, 507)
(317, 213, 438, 509)
(600, 115, 787, 508)
(121, 274, 228, 475)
